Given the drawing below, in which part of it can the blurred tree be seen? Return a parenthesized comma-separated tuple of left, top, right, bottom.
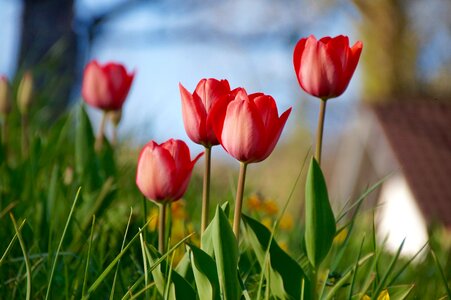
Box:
(19, 0, 77, 118)
(352, 0, 417, 99)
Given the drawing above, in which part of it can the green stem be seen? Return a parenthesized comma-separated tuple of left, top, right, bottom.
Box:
(142, 197, 148, 245)
(112, 124, 118, 147)
(315, 99, 327, 166)
(201, 146, 212, 238)
(158, 203, 167, 253)
(95, 111, 107, 152)
(1, 114, 7, 147)
(233, 162, 248, 240)
(21, 114, 29, 158)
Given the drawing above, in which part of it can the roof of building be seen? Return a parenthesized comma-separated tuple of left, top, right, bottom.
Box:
(372, 100, 451, 228)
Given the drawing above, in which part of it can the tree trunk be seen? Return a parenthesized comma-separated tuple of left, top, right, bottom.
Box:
(19, 0, 77, 119)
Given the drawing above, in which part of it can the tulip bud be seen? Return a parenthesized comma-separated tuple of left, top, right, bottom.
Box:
(0, 76, 11, 116)
(17, 71, 34, 115)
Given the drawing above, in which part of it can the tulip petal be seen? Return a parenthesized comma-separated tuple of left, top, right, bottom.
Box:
(259, 107, 292, 162)
(220, 95, 265, 162)
(103, 63, 133, 109)
(136, 142, 177, 201)
(180, 83, 208, 144)
(82, 61, 112, 110)
(300, 36, 341, 98)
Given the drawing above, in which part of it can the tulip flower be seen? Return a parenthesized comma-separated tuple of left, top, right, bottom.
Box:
(293, 35, 363, 165)
(211, 88, 291, 164)
(179, 78, 231, 147)
(82, 60, 134, 111)
(293, 35, 362, 100)
(136, 139, 203, 252)
(81, 60, 134, 151)
(210, 88, 291, 239)
(179, 78, 231, 236)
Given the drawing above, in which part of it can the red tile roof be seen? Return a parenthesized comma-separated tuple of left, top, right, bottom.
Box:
(372, 101, 451, 228)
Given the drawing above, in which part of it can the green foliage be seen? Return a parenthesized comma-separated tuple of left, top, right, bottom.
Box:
(304, 157, 336, 268)
(0, 92, 449, 300)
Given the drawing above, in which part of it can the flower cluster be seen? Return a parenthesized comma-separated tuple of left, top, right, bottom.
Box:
(80, 34, 362, 252)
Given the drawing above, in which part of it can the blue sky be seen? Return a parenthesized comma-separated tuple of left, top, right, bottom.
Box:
(0, 0, 362, 150)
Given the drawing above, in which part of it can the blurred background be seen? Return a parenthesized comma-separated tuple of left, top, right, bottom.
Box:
(1, 0, 451, 254)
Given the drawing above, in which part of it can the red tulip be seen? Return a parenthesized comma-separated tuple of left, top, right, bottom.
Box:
(136, 139, 203, 203)
(211, 88, 291, 164)
(293, 35, 363, 99)
(82, 60, 134, 111)
(179, 79, 231, 147)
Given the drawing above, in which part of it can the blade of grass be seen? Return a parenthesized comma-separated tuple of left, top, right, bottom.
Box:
(82, 216, 96, 298)
(139, 230, 149, 300)
(256, 150, 310, 299)
(110, 208, 133, 300)
(45, 187, 81, 300)
(373, 239, 405, 297)
(431, 249, 451, 299)
(163, 250, 176, 299)
(347, 235, 366, 300)
(336, 174, 392, 223)
(128, 283, 156, 300)
(85, 219, 151, 298)
(324, 253, 374, 300)
(10, 214, 31, 300)
(0, 218, 26, 266)
(387, 242, 428, 287)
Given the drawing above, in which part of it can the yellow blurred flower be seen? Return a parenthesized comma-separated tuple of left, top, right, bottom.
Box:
(247, 194, 263, 211)
(362, 290, 390, 300)
(262, 199, 279, 215)
(147, 207, 159, 231)
(261, 217, 273, 230)
(377, 290, 390, 300)
(279, 213, 294, 231)
(279, 241, 289, 252)
(171, 199, 186, 220)
(333, 228, 348, 245)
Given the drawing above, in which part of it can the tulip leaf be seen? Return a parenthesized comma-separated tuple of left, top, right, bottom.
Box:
(305, 157, 336, 268)
(75, 105, 99, 189)
(201, 202, 229, 257)
(188, 243, 221, 300)
(147, 245, 196, 300)
(242, 214, 312, 299)
(211, 206, 241, 300)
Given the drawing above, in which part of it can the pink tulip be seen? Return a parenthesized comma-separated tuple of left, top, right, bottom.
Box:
(136, 139, 203, 203)
(211, 88, 291, 164)
(293, 35, 363, 99)
(179, 79, 231, 147)
(82, 60, 134, 111)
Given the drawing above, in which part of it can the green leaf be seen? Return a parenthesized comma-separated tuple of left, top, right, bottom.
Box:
(75, 105, 98, 188)
(202, 202, 229, 256)
(305, 157, 336, 268)
(242, 214, 312, 300)
(211, 206, 241, 300)
(387, 285, 415, 300)
(147, 245, 196, 300)
(189, 243, 221, 300)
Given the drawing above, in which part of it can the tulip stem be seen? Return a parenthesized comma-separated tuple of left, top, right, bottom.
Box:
(112, 124, 118, 147)
(158, 203, 167, 253)
(21, 114, 29, 158)
(201, 146, 212, 239)
(233, 162, 248, 240)
(315, 99, 327, 166)
(1, 115, 7, 147)
(95, 111, 107, 152)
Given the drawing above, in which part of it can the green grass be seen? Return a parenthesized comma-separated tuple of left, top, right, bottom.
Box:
(0, 101, 450, 299)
